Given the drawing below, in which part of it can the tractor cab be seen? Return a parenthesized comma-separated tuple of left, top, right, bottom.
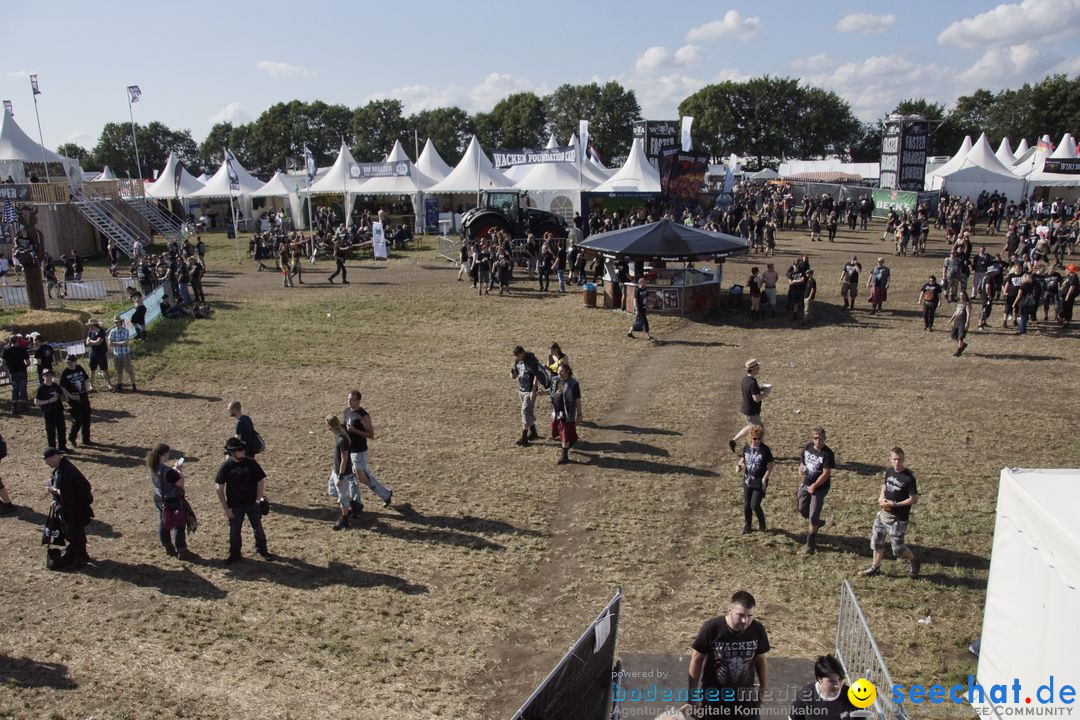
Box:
(483, 191, 525, 223)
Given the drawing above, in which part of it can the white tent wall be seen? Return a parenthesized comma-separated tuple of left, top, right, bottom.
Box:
(975, 468, 1080, 719)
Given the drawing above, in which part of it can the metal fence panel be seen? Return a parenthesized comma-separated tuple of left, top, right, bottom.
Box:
(836, 581, 908, 720)
(63, 281, 109, 300)
(436, 235, 460, 263)
(1, 286, 28, 307)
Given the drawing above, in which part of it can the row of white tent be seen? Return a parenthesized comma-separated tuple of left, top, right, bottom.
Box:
(925, 132, 1079, 201)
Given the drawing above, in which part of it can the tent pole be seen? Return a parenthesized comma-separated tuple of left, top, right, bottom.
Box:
(127, 91, 143, 182)
(31, 89, 51, 184)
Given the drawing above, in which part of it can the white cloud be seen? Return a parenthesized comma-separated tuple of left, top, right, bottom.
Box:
(208, 102, 252, 126)
(938, 0, 1080, 49)
(635, 44, 705, 73)
(674, 45, 706, 66)
(713, 68, 750, 83)
(369, 84, 459, 114)
(5, 70, 32, 78)
(957, 42, 1057, 85)
(1048, 54, 1080, 75)
(685, 11, 762, 42)
(467, 73, 548, 112)
(835, 13, 896, 34)
(804, 55, 953, 120)
(255, 60, 315, 79)
(791, 53, 836, 73)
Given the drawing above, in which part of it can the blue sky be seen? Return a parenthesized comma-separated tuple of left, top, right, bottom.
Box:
(3, 0, 1079, 157)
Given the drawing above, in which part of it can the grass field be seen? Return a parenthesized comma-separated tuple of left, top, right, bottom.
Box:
(1, 222, 1078, 719)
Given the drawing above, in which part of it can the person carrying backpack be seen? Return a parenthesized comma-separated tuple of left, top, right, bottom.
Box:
(43, 447, 94, 571)
(511, 345, 549, 446)
(229, 401, 264, 459)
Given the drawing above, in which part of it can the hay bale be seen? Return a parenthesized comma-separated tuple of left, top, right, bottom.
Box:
(1, 308, 92, 344)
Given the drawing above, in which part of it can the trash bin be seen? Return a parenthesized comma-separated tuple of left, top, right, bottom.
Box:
(728, 284, 744, 309)
(583, 282, 597, 308)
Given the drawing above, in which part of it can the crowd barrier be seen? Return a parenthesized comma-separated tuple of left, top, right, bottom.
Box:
(836, 580, 908, 720)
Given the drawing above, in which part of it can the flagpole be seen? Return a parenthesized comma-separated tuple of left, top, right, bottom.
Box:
(475, 136, 481, 208)
(127, 88, 143, 182)
(30, 77, 51, 184)
(225, 147, 241, 264)
(414, 129, 421, 234)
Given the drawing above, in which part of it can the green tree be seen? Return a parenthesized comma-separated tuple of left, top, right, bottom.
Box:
(408, 107, 474, 166)
(544, 81, 641, 160)
(890, 99, 964, 156)
(244, 100, 354, 177)
(91, 121, 199, 179)
(56, 143, 90, 166)
(200, 122, 251, 171)
(351, 99, 409, 161)
(472, 92, 546, 150)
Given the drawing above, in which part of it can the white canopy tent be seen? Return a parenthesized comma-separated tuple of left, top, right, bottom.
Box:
(415, 139, 452, 188)
(308, 142, 367, 195)
(427, 136, 512, 194)
(924, 135, 973, 188)
(748, 168, 780, 181)
(1024, 133, 1080, 189)
(994, 139, 1015, 168)
(514, 159, 595, 222)
(187, 151, 263, 227)
(364, 141, 432, 196)
(197, 173, 212, 183)
(1013, 138, 1030, 159)
(251, 170, 294, 198)
(592, 138, 662, 193)
(146, 153, 205, 200)
(568, 133, 614, 184)
(975, 468, 1079, 720)
(91, 165, 118, 182)
(0, 108, 83, 186)
(932, 133, 1026, 201)
(251, 171, 306, 230)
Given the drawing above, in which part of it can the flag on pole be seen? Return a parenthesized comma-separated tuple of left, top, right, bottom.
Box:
(173, 160, 183, 198)
(303, 144, 316, 182)
(30, 75, 41, 96)
(578, 120, 589, 163)
(588, 146, 603, 165)
(226, 150, 240, 191)
(681, 116, 694, 151)
(2, 100, 11, 117)
(127, 85, 142, 104)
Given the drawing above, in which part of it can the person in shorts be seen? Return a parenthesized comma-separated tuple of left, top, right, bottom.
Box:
(862, 447, 920, 578)
(84, 319, 111, 392)
(729, 359, 770, 453)
(839, 256, 861, 309)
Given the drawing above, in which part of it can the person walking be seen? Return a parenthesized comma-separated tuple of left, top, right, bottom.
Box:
(29, 332, 54, 384)
(627, 276, 655, 340)
(229, 401, 264, 462)
(867, 257, 891, 314)
(840, 256, 861, 310)
(43, 447, 94, 571)
(326, 415, 362, 530)
(797, 428, 835, 554)
(2, 333, 30, 413)
(327, 239, 349, 284)
(0, 433, 15, 514)
(917, 275, 943, 331)
(215, 437, 271, 564)
(146, 443, 190, 559)
(762, 263, 779, 317)
(549, 363, 581, 465)
(59, 355, 92, 447)
(35, 369, 69, 452)
(107, 315, 137, 392)
(729, 359, 770, 453)
(737, 426, 773, 533)
(344, 390, 394, 508)
(511, 346, 543, 446)
(84, 319, 111, 392)
(950, 293, 971, 356)
(861, 447, 921, 578)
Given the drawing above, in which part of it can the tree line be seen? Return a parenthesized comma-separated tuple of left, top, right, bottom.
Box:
(54, 74, 1079, 180)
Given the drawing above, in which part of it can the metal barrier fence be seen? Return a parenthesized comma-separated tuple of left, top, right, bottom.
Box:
(436, 234, 460, 263)
(0, 278, 138, 308)
(836, 580, 908, 720)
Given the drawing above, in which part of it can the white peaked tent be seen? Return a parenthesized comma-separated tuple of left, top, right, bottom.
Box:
(365, 141, 432, 195)
(593, 138, 662, 193)
(514, 159, 595, 221)
(147, 153, 205, 199)
(1014, 133, 1069, 179)
(924, 135, 973, 187)
(931, 133, 1025, 201)
(198, 173, 212, 183)
(416, 139, 452, 186)
(1024, 133, 1080, 188)
(308, 143, 367, 195)
(189, 151, 263, 199)
(1013, 138, 1030, 159)
(428, 136, 512, 193)
(384, 139, 410, 163)
(994, 139, 1015, 168)
(252, 171, 306, 229)
(91, 165, 118, 182)
(544, 134, 559, 150)
(0, 108, 83, 186)
(568, 133, 613, 183)
(975, 468, 1079, 720)
(251, 171, 294, 197)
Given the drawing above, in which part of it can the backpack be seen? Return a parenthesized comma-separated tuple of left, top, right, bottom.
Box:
(524, 353, 551, 389)
(253, 431, 266, 455)
(0, 433, 6, 460)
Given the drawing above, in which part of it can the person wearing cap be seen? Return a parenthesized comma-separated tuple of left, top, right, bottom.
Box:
(214, 437, 272, 563)
(867, 258, 890, 314)
(1061, 264, 1079, 328)
(59, 355, 92, 447)
(43, 447, 94, 571)
(106, 315, 137, 392)
(84, 318, 111, 392)
(29, 332, 54, 383)
(729, 359, 770, 454)
(34, 369, 69, 452)
(2, 333, 31, 413)
(839, 256, 861, 310)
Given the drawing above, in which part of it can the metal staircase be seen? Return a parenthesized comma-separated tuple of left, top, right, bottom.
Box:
(123, 196, 185, 244)
(73, 194, 150, 259)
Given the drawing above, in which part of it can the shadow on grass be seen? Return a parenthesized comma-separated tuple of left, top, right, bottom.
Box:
(83, 558, 227, 599)
(968, 352, 1064, 362)
(573, 439, 670, 457)
(836, 461, 883, 477)
(577, 421, 682, 437)
(574, 452, 718, 477)
(652, 338, 736, 348)
(272, 503, 337, 522)
(0, 655, 78, 689)
(391, 502, 546, 538)
(132, 388, 223, 402)
(88, 407, 134, 424)
(74, 442, 150, 470)
(355, 513, 506, 551)
(225, 555, 428, 594)
(416, 263, 456, 271)
(15, 506, 127, 540)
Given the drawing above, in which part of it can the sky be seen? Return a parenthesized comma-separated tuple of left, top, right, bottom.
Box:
(3, 0, 1079, 160)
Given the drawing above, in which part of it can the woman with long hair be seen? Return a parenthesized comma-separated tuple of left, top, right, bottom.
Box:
(145, 443, 189, 559)
(549, 363, 582, 465)
(325, 414, 361, 530)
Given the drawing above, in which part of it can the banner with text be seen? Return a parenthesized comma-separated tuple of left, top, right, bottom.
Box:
(349, 162, 412, 179)
(491, 147, 577, 168)
(659, 148, 710, 199)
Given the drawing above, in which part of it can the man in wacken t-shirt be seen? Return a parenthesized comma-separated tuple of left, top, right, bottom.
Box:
(862, 447, 921, 578)
(797, 427, 835, 555)
(686, 590, 770, 718)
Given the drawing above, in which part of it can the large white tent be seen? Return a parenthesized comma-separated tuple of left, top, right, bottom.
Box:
(1024, 133, 1080, 189)
(1013, 138, 1030, 159)
(364, 140, 432, 196)
(592, 138, 662, 193)
(924, 135, 973, 187)
(975, 468, 1079, 720)
(189, 151, 263, 199)
(415, 139, 452, 188)
(931, 133, 1025, 201)
(146, 153, 205, 199)
(0, 108, 83, 186)
(427, 136, 512, 194)
(514, 158, 595, 221)
(251, 170, 295, 198)
(994, 139, 1016, 168)
(251, 171, 307, 230)
(308, 142, 367, 195)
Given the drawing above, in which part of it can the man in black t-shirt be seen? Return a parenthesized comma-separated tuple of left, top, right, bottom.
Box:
(344, 389, 393, 507)
(839, 256, 861, 309)
(729, 359, 770, 454)
(627, 276, 655, 341)
(687, 590, 770, 718)
(59, 355, 92, 446)
(511, 347, 542, 446)
(918, 275, 943, 331)
(2, 334, 31, 412)
(797, 428, 835, 555)
(214, 437, 270, 563)
(789, 655, 856, 720)
(862, 447, 920, 578)
(29, 333, 55, 383)
(34, 369, 68, 452)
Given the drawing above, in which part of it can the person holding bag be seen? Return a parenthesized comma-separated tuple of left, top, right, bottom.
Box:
(146, 443, 190, 560)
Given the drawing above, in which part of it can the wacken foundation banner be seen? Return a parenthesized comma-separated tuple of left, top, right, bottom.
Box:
(491, 147, 577, 168)
(349, 161, 411, 179)
(658, 148, 710, 200)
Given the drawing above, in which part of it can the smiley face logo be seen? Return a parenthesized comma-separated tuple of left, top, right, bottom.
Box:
(848, 678, 877, 708)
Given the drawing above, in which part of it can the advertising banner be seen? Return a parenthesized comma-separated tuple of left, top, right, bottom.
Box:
(491, 147, 576, 168)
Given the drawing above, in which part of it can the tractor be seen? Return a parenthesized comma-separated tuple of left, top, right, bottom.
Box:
(460, 190, 566, 242)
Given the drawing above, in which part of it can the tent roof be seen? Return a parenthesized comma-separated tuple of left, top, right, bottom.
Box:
(502, 164, 530, 182)
(0, 108, 69, 163)
(146, 153, 205, 198)
(1050, 133, 1077, 159)
(384, 140, 410, 163)
(577, 218, 747, 260)
(954, 133, 1022, 178)
(416, 139, 452, 183)
(995, 138, 1015, 167)
(427, 136, 512, 193)
(188, 151, 263, 198)
(749, 168, 780, 180)
(91, 165, 118, 182)
(592, 138, 662, 193)
(514, 160, 596, 191)
(197, 173, 213, 183)
(544, 134, 558, 149)
(1014, 138, 1030, 158)
(251, 171, 296, 197)
(994, 468, 1080, 592)
(308, 143, 367, 194)
(926, 135, 973, 179)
